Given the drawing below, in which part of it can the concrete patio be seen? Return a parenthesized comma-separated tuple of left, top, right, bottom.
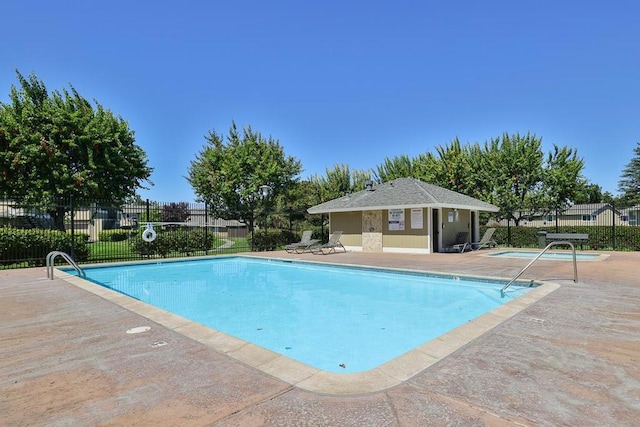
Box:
(1, 249, 639, 426)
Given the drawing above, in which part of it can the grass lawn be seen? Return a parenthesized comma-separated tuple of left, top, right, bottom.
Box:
(87, 236, 252, 262)
(87, 241, 133, 262)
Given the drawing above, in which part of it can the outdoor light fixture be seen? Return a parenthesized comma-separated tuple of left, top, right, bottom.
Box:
(257, 185, 273, 251)
(259, 185, 272, 198)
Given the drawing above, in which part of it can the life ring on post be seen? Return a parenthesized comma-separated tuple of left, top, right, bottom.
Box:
(142, 223, 157, 242)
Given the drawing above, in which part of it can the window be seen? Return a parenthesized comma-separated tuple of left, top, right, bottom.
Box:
(581, 214, 595, 222)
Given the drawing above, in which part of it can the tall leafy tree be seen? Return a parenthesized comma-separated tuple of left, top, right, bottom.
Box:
(483, 132, 545, 225)
(187, 121, 302, 232)
(375, 154, 416, 182)
(572, 182, 605, 204)
(0, 71, 152, 230)
(430, 138, 475, 194)
(371, 132, 586, 225)
(270, 180, 317, 228)
(310, 164, 373, 204)
(618, 142, 640, 207)
(542, 145, 585, 211)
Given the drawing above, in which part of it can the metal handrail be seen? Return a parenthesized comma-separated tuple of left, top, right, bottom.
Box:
(46, 251, 86, 279)
(501, 241, 578, 297)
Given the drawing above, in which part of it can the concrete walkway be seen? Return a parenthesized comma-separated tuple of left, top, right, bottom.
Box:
(1, 250, 638, 426)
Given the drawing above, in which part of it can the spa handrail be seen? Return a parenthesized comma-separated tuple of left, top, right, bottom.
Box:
(46, 251, 86, 279)
(501, 241, 578, 297)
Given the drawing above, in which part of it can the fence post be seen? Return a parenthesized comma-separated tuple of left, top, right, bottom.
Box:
(612, 201, 616, 250)
(205, 201, 209, 253)
(70, 196, 75, 259)
(145, 199, 150, 259)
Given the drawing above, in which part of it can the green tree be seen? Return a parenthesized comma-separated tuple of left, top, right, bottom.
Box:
(572, 182, 605, 204)
(618, 142, 640, 207)
(310, 164, 373, 203)
(375, 154, 416, 182)
(482, 132, 545, 225)
(0, 71, 152, 230)
(429, 138, 476, 194)
(187, 121, 302, 232)
(371, 132, 587, 226)
(541, 145, 585, 211)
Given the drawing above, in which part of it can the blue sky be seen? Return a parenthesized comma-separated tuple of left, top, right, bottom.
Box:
(2, 1, 639, 202)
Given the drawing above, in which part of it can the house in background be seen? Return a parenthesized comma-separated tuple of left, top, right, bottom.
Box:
(307, 177, 499, 254)
(521, 203, 624, 227)
(1, 199, 249, 240)
(119, 204, 249, 238)
(620, 205, 640, 226)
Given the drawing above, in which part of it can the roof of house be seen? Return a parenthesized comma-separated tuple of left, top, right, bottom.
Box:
(619, 205, 640, 215)
(307, 177, 499, 214)
(561, 203, 618, 216)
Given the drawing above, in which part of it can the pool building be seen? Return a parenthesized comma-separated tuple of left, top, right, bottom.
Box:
(308, 177, 499, 254)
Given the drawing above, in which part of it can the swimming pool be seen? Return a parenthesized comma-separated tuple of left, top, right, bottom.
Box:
(58, 256, 559, 393)
(77, 257, 534, 373)
(488, 250, 604, 261)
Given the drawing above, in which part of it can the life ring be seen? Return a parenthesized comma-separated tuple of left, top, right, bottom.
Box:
(142, 224, 157, 242)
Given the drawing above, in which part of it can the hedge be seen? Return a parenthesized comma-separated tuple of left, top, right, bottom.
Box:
(98, 229, 131, 242)
(129, 229, 216, 257)
(488, 225, 640, 251)
(0, 227, 89, 266)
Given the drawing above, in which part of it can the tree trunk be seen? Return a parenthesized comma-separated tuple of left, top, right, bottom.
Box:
(49, 206, 67, 232)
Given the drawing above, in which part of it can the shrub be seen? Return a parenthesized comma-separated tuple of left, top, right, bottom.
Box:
(489, 225, 640, 251)
(129, 228, 215, 257)
(98, 229, 131, 242)
(0, 227, 89, 266)
(249, 229, 289, 251)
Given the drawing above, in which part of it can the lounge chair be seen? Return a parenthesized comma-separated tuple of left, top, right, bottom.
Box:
(284, 230, 320, 253)
(443, 232, 470, 253)
(310, 231, 346, 255)
(471, 228, 497, 250)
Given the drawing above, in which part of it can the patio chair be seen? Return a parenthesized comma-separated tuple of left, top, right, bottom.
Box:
(310, 231, 346, 255)
(443, 232, 470, 253)
(284, 230, 320, 253)
(471, 228, 497, 250)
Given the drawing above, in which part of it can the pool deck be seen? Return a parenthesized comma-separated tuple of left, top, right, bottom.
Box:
(2, 249, 639, 425)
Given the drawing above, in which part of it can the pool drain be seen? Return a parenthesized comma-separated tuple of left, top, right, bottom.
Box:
(126, 326, 151, 334)
(149, 341, 168, 348)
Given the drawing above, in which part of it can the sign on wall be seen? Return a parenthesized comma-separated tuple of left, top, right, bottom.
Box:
(388, 209, 405, 231)
(411, 208, 423, 229)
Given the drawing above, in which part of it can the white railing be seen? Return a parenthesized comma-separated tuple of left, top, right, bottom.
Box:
(501, 241, 578, 297)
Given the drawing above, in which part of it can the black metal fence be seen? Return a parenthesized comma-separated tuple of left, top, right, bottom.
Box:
(489, 202, 640, 251)
(0, 197, 316, 269)
(1, 198, 638, 269)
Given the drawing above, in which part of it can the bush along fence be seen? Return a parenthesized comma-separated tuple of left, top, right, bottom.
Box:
(0, 197, 322, 269)
(486, 202, 640, 251)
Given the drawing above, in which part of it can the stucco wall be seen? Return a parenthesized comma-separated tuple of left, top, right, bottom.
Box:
(362, 210, 383, 252)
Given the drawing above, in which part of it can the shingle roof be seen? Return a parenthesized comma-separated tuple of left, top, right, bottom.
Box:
(560, 203, 619, 216)
(307, 178, 499, 214)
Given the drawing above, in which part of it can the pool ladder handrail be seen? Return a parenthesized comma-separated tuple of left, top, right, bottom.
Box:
(501, 241, 578, 297)
(46, 251, 86, 279)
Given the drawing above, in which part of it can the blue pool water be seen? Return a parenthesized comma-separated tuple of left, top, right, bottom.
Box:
(78, 257, 532, 373)
(489, 250, 600, 261)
